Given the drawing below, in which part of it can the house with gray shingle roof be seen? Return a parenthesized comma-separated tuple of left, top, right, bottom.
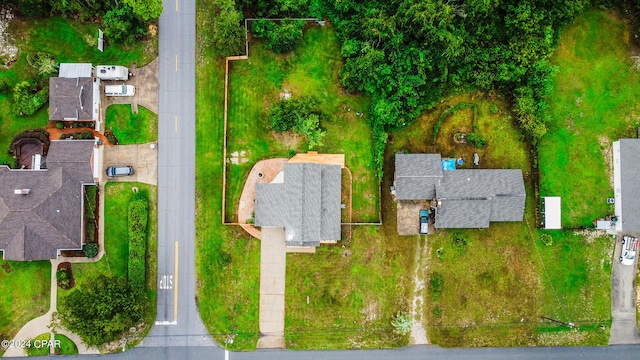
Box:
(49, 63, 100, 122)
(254, 162, 341, 247)
(0, 140, 96, 261)
(394, 153, 526, 231)
(613, 139, 640, 233)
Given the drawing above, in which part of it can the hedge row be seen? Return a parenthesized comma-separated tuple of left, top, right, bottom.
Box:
(127, 198, 148, 291)
(13, 81, 49, 116)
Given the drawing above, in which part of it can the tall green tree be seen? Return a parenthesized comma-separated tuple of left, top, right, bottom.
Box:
(123, 0, 163, 21)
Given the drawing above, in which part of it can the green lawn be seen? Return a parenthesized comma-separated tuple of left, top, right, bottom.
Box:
(105, 105, 158, 144)
(0, 260, 50, 357)
(195, 1, 260, 350)
(539, 10, 640, 227)
(225, 24, 378, 223)
(58, 182, 158, 349)
(27, 333, 51, 356)
(55, 334, 78, 355)
(0, 16, 157, 166)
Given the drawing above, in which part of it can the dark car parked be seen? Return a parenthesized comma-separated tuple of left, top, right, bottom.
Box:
(106, 165, 134, 177)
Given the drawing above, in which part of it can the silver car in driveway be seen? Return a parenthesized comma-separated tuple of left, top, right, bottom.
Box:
(106, 165, 134, 177)
(620, 235, 638, 266)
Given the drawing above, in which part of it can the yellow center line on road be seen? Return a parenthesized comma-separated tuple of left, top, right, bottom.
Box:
(175, 54, 178, 72)
(176, 0, 179, 12)
(174, 241, 179, 323)
(175, 116, 178, 132)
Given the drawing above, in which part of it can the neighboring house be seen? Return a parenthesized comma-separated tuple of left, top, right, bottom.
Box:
(394, 153, 526, 230)
(613, 139, 640, 232)
(49, 63, 100, 122)
(254, 162, 341, 248)
(0, 140, 96, 261)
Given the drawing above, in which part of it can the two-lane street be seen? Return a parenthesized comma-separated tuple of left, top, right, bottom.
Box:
(140, 0, 215, 348)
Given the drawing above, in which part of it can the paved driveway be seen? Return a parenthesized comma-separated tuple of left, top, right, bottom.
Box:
(609, 235, 640, 344)
(102, 144, 157, 185)
(257, 227, 286, 349)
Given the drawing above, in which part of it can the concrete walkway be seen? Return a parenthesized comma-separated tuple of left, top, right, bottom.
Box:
(609, 237, 640, 344)
(3, 260, 100, 357)
(257, 227, 287, 349)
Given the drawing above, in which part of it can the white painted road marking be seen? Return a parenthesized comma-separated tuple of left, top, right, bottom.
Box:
(225, 350, 229, 360)
(175, 116, 179, 133)
(176, 54, 178, 72)
(174, 241, 179, 323)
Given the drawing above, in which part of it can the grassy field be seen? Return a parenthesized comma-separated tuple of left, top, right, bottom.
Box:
(105, 105, 158, 144)
(539, 10, 640, 228)
(225, 24, 377, 223)
(0, 260, 50, 357)
(0, 17, 157, 166)
(58, 182, 158, 349)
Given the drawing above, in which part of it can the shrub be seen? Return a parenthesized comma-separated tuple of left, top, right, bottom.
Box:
(0, 79, 10, 94)
(391, 312, 412, 335)
(128, 198, 149, 290)
(466, 132, 487, 148)
(13, 81, 49, 116)
(84, 222, 95, 244)
(103, 5, 147, 44)
(56, 268, 71, 289)
(83, 243, 98, 258)
(252, 19, 305, 54)
(56, 122, 64, 129)
(85, 185, 97, 219)
(490, 104, 499, 114)
(540, 233, 553, 247)
(269, 96, 326, 149)
(76, 130, 93, 140)
(430, 273, 443, 299)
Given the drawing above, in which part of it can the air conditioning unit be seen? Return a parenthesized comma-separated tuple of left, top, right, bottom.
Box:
(14, 189, 30, 195)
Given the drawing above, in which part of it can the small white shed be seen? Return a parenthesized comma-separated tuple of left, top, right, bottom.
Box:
(543, 196, 561, 229)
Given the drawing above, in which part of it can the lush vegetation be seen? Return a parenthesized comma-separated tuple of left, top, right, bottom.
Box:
(270, 95, 326, 149)
(5, 0, 161, 44)
(105, 105, 159, 144)
(539, 10, 640, 227)
(252, 19, 305, 54)
(128, 194, 149, 291)
(26, 333, 51, 356)
(56, 275, 147, 347)
(57, 183, 158, 350)
(0, 261, 50, 357)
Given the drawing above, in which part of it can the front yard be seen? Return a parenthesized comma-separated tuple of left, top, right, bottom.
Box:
(105, 104, 158, 145)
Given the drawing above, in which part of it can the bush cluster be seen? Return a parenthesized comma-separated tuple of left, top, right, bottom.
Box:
(270, 95, 326, 149)
(128, 197, 149, 290)
(56, 268, 71, 289)
(12, 81, 49, 117)
(83, 243, 98, 258)
(252, 19, 305, 54)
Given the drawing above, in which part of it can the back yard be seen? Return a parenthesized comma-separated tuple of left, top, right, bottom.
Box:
(225, 24, 378, 223)
(539, 10, 640, 228)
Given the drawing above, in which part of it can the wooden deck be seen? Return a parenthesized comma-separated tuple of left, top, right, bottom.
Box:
(15, 140, 44, 169)
(288, 151, 345, 167)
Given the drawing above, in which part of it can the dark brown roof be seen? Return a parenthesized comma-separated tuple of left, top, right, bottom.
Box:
(0, 140, 95, 261)
(49, 77, 95, 121)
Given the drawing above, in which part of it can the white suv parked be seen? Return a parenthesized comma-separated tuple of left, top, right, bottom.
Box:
(620, 236, 638, 266)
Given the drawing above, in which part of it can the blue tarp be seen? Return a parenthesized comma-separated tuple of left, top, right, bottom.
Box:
(442, 159, 456, 171)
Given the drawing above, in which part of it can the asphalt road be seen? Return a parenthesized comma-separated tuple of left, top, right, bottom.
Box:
(142, 0, 215, 348)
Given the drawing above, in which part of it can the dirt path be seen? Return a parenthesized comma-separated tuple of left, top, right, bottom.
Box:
(409, 235, 429, 345)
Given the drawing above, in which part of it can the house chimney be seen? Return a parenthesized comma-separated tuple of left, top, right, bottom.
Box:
(14, 189, 30, 195)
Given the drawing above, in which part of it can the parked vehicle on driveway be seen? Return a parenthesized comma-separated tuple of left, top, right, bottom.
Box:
(620, 235, 638, 266)
(419, 209, 429, 234)
(105, 84, 135, 96)
(106, 165, 134, 177)
(96, 65, 130, 81)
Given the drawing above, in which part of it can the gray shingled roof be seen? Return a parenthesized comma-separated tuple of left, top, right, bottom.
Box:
(395, 153, 526, 229)
(619, 139, 640, 232)
(254, 163, 341, 247)
(49, 77, 95, 121)
(0, 140, 95, 261)
(395, 153, 442, 200)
